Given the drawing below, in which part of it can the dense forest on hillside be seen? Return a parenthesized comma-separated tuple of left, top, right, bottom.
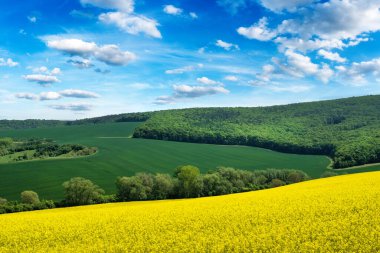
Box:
(0, 112, 153, 129)
(133, 95, 380, 168)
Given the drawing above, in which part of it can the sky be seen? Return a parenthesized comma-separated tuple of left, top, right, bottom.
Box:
(1, 0, 380, 120)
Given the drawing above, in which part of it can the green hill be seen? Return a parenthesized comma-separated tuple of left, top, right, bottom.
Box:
(133, 95, 380, 168)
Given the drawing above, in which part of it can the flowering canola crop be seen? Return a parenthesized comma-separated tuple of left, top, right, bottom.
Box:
(1, 172, 380, 252)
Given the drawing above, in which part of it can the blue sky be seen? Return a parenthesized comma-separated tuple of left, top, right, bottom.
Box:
(1, 0, 380, 119)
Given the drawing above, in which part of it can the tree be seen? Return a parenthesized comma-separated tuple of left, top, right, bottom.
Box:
(152, 174, 175, 199)
(20, 191, 40, 205)
(201, 173, 233, 196)
(116, 176, 148, 201)
(62, 177, 104, 206)
(286, 171, 309, 184)
(270, 179, 286, 188)
(0, 197, 7, 205)
(174, 165, 203, 198)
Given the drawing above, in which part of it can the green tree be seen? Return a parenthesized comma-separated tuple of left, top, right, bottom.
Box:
(152, 174, 175, 199)
(270, 179, 286, 188)
(175, 165, 203, 198)
(20, 190, 40, 205)
(116, 176, 148, 201)
(62, 177, 104, 206)
(0, 197, 7, 205)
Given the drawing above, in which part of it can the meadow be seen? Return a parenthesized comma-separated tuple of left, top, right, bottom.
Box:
(0, 172, 379, 252)
(0, 122, 333, 200)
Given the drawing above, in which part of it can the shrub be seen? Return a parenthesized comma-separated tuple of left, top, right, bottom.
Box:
(62, 177, 104, 206)
(21, 191, 40, 205)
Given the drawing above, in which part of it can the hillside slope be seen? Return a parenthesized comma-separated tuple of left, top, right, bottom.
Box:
(134, 95, 380, 168)
(1, 172, 379, 252)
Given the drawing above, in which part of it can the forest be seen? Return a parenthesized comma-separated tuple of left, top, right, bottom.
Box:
(133, 95, 380, 168)
(0, 137, 96, 162)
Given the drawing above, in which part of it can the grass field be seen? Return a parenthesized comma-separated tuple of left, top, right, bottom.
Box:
(0, 172, 379, 252)
(0, 122, 335, 200)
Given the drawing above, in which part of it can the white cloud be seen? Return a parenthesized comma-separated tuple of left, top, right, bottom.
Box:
(23, 74, 60, 85)
(67, 59, 94, 69)
(318, 49, 346, 63)
(94, 44, 136, 65)
(165, 65, 196, 74)
(215, 40, 239, 51)
(259, 0, 314, 13)
(80, 0, 134, 13)
(237, 17, 277, 41)
(224, 75, 239, 82)
(46, 38, 136, 66)
(190, 12, 198, 19)
(47, 39, 97, 57)
(274, 37, 346, 53)
(154, 96, 175, 105)
(16, 90, 100, 101)
(316, 64, 334, 84)
(267, 84, 312, 93)
(0, 58, 18, 67)
(49, 103, 93, 111)
(40, 92, 61, 101)
(60, 89, 100, 98)
(15, 93, 39, 100)
(280, 0, 380, 41)
(285, 50, 319, 75)
(99, 12, 162, 38)
(196, 77, 220, 85)
(27, 16, 37, 23)
(173, 85, 229, 98)
(216, 0, 249, 15)
(338, 58, 380, 84)
(50, 68, 62, 75)
(163, 5, 183, 15)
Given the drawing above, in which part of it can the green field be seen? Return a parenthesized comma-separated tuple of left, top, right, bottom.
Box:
(0, 122, 370, 201)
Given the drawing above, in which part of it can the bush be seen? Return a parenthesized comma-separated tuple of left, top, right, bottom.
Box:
(21, 191, 40, 205)
(270, 179, 286, 188)
(62, 177, 105, 206)
(0, 197, 7, 205)
(116, 176, 148, 201)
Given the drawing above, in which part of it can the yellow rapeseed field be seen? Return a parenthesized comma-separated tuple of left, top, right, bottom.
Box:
(1, 172, 380, 252)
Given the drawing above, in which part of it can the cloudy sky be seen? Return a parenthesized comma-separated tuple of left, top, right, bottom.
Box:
(1, 0, 380, 119)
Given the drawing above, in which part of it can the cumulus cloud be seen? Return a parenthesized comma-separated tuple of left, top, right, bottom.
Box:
(163, 5, 183, 15)
(215, 40, 239, 51)
(196, 77, 220, 85)
(337, 58, 380, 84)
(40, 92, 61, 101)
(0, 58, 18, 67)
(259, 0, 314, 13)
(173, 85, 229, 98)
(23, 74, 60, 85)
(46, 38, 136, 66)
(99, 12, 162, 38)
(154, 83, 229, 105)
(47, 39, 97, 57)
(237, 17, 277, 41)
(16, 89, 100, 101)
(80, 0, 134, 13)
(67, 59, 94, 69)
(60, 89, 100, 98)
(15, 93, 39, 100)
(216, 0, 249, 15)
(318, 49, 346, 63)
(49, 103, 93, 111)
(224, 75, 239, 82)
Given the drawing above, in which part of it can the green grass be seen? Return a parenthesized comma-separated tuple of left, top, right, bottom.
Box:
(0, 122, 332, 200)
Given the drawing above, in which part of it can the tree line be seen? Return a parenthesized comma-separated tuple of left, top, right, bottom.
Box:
(0, 166, 322, 214)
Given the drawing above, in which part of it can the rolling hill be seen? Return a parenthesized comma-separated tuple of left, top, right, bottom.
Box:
(1, 172, 379, 252)
(133, 95, 380, 168)
(0, 122, 331, 200)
